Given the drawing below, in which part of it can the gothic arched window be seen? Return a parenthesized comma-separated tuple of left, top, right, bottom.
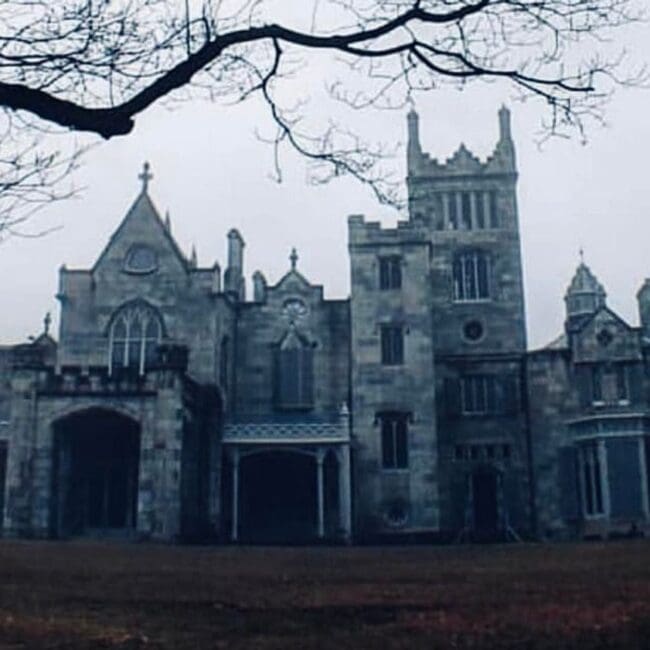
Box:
(109, 303, 163, 374)
(453, 251, 490, 302)
(274, 327, 314, 410)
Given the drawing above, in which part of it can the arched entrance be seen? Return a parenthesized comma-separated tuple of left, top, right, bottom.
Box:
(52, 409, 140, 538)
(239, 450, 317, 543)
(471, 467, 501, 540)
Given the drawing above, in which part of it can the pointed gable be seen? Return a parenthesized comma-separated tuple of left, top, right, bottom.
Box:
(93, 187, 188, 278)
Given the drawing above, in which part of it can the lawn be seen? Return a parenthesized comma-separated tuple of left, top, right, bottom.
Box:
(0, 540, 649, 648)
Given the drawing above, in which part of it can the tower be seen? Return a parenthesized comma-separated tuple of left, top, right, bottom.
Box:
(406, 107, 532, 538)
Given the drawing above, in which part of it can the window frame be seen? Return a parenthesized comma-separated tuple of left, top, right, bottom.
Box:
(379, 411, 410, 470)
(452, 251, 491, 302)
(578, 443, 606, 518)
(108, 303, 163, 375)
(378, 255, 402, 291)
(380, 324, 404, 366)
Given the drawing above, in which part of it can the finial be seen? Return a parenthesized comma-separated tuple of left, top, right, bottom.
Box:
(164, 210, 171, 232)
(190, 244, 197, 268)
(138, 161, 153, 192)
(579, 247, 585, 264)
(290, 247, 298, 270)
(43, 311, 51, 335)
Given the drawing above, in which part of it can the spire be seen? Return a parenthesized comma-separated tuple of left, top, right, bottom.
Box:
(565, 254, 607, 331)
(494, 105, 516, 170)
(290, 247, 298, 270)
(43, 311, 51, 336)
(138, 161, 153, 193)
(164, 210, 172, 232)
(190, 244, 197, 268)
(407, 104, 422, 172)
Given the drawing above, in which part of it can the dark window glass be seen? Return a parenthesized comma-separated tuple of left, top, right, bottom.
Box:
(461, 192, 472, 229)
(475, 192, 485, 229)
(461, 376, 497, 414)
(616, 364, 629, 401)
(448, 192, 458, 229)
(380, 325, 404, 365)
(591, 365, 603, 402)
(380, 412, 409, 469)
(379, 256, 402, 290)
(274, 331, 314, 410)
(489, 191, 499, 228)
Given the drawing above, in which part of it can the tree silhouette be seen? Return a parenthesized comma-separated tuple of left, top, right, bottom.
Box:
(0, 0, 644, 220)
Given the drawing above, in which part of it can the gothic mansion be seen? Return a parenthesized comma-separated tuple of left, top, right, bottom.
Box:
(0, 108, 648, 543)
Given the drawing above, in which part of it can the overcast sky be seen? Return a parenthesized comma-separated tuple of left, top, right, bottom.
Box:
(0, 18, 648, 350)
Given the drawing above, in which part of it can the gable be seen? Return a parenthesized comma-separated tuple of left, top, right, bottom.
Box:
(92, 191, 188, 280)
(572, 307, 641, 362)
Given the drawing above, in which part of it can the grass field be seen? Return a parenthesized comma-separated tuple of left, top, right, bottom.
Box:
(0, 540, 649, 649)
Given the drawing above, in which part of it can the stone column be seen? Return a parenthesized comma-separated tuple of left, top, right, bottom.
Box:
(638, 437, 649, 518)
(337, 445, 352, 542)
(597, 439, 611, 517)
(316, 448, 325, 539)
(231, 447, 240, 542)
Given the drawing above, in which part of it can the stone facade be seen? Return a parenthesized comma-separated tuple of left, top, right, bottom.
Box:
(0, 108, 648, 543)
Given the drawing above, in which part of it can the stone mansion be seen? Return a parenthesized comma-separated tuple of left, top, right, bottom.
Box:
(0, 107, 648, 543)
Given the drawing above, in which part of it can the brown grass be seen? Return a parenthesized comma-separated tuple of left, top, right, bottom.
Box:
(0, 539, 649, 648)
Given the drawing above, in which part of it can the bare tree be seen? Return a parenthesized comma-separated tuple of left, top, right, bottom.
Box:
(0, 0, 644, 213)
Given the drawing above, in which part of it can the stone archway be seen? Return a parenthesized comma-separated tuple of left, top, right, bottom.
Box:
(51, 408, 140, 538)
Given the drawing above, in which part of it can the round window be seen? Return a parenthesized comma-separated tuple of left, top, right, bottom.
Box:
(125, 245, 158, 274)
(463, 320, 484, 342)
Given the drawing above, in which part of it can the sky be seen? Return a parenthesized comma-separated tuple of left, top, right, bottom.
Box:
(0, 15, 648, 349)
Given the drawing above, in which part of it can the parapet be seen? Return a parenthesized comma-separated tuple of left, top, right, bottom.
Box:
(347, 213, 430, 247)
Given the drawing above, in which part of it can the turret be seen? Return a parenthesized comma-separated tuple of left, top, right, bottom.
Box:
(224, 228, 245, 301)
(564, 258, 606, 332)
(252, 271, 267, 302)
(495, 105, 516, 169)
(637, 279, 650, 340)
(407, 107, 422, 173)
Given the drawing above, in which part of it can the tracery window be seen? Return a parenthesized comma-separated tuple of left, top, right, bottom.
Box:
(453, 251, 490, 301)
(274, 328, 314, 410)
(109, 304, 162, 374)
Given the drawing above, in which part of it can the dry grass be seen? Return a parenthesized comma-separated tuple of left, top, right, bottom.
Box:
(0, 539, 649, 648)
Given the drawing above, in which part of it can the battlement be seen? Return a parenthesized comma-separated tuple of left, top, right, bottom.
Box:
(347, 213, 430, 247)
(407, 106, 516, 179)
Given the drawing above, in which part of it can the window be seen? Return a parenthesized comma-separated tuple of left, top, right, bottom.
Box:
(453, 252, 490, 301)
(579, 443, 605, 516)
(379, 412, 409, 469)
(380, 325, 404, 365)
(124, 244, 158, 274)
(461, 375, 497, 414)
(461, 192, 472, 229)
(489, 191, 499, 228)
(378, 256, 402, 290)
(274, 328, 314, 410)
(109, 303, 162, 374)
(591, 365, 604, 403)
(615, 364, 629, 402)
(475, 192, 486, 229)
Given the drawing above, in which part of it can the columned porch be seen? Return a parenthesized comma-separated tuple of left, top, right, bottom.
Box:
(222, 407, 352, 543)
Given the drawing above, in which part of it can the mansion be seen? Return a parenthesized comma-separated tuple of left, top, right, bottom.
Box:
(0, 107, 648, 543)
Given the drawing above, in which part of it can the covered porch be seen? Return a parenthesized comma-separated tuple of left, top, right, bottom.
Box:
(222, 408, 352, 544)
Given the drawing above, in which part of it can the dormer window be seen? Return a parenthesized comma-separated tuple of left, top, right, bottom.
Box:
(124, 244, 158, 274)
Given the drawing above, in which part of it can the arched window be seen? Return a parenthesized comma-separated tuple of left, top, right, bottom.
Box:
(453, 251, 490, 301)
(109, 303, 162, 374)
(274, 327, 314, 410)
